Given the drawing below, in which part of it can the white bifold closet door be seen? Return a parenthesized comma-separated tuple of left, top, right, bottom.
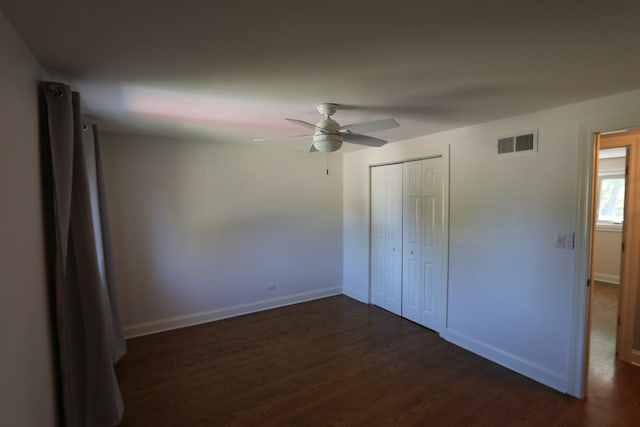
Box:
(402, 158, 446, 333)
(370, 163, 403, 315)
(371, 157, 447, 333)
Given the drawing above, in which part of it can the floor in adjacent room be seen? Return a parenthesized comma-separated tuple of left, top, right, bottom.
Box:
(589, 281, 619, 376)
(584, 281, 639, 425)
(116, 290, 640, 426)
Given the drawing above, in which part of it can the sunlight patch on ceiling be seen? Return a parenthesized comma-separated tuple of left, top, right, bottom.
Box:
(122, 86, 295, 133)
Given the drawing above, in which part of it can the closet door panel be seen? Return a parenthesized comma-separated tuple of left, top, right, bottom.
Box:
(422, 261, 434, 315)
(370, 166, 386, 308)
(402, 161, 421, 323)
(421, 194, 436, 318)
(420, 159, 446, 332)
(370, 163, 402, 315)
(385, 163, 403, 315)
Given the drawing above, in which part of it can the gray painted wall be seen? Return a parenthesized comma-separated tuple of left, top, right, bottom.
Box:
(0, 10, 57, 427)
(101, 133, 344, 336)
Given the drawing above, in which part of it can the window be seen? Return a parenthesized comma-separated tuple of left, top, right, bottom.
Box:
(597, 173, 625, 226)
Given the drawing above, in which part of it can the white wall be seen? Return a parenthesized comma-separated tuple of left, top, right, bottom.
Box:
(343, 89, 640, 394)
(593, 230, 622, 283)
(0, 10, 57, 427)
(101, 133, 343, 336)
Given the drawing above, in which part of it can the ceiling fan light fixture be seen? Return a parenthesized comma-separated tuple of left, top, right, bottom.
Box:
(312, 133, 343, 152)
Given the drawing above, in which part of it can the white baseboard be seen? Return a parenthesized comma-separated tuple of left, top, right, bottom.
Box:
(342, 286, 368, 303)
(443, 328, 567, 393)
(593, 273, 620, 285)
(124, 286, 342, 338)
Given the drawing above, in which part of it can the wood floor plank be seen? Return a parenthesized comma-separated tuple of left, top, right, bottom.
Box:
(116, 295, 640, 426)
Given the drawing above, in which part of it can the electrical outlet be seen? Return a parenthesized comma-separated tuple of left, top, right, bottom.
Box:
(267, 283, 277, 291)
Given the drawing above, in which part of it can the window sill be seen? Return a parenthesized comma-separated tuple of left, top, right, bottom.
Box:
(596, 223, 623, 232)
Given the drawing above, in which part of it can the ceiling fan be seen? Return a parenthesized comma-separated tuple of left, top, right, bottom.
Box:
(255, 103, 400, 152)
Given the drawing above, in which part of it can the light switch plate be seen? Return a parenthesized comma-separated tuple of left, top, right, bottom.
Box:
(554, 231, 575, 249)
(565, 231, 574, 249)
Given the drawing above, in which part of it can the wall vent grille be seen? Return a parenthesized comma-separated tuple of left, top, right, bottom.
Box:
(497, 130, 538, 154)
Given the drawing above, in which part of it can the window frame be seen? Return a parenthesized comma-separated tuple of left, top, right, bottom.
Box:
(596, 169, 625, 231)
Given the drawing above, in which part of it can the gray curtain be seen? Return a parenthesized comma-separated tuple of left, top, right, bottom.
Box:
(39, 81, 126, 427)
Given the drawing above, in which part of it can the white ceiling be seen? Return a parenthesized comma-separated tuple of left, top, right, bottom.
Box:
(3, 0, 640, 149)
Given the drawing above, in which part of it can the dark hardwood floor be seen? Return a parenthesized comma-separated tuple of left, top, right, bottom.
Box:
(116, 294, 640, 426)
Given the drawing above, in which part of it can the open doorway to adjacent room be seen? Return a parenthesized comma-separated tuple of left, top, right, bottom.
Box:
(589, 143, 626, 380)
(587, 128, 640, 396)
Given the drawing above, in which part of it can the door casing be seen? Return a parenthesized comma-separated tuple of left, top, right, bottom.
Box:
(572, 120, 640, 398)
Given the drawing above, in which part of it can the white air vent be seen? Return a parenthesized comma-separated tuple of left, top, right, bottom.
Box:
(497, 130, 538, 154)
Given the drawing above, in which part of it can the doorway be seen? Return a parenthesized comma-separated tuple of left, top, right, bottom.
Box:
(586, 129, 640, 395)
(589, 144, 626, 381)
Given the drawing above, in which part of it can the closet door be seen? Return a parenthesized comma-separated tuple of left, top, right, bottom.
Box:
(419, 157, 446, 332)
(371, 166, 386, 308)
(402, 157, 447, 332)
(371, 163, 403, 315)
(402, 161, 422, 324)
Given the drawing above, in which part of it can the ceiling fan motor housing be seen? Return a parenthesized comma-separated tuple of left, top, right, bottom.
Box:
(313, 117, 342, 152)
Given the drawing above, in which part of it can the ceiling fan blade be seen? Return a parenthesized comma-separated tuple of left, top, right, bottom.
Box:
(252, 133, 311, 142)
(342, 133, 388, 147)
(339, 118, 399, 134)
(285, 118, 323, 132)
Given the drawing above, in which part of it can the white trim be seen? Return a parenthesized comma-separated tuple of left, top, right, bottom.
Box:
(443, 328, 567, 393)
(124, 286, 342, 338)
(567, 124, 594, 398)
(593, 273, 620, 285)
(442, 146, 451, 333)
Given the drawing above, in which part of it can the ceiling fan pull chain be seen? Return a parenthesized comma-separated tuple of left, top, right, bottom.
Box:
(326, 152, 330, 175)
